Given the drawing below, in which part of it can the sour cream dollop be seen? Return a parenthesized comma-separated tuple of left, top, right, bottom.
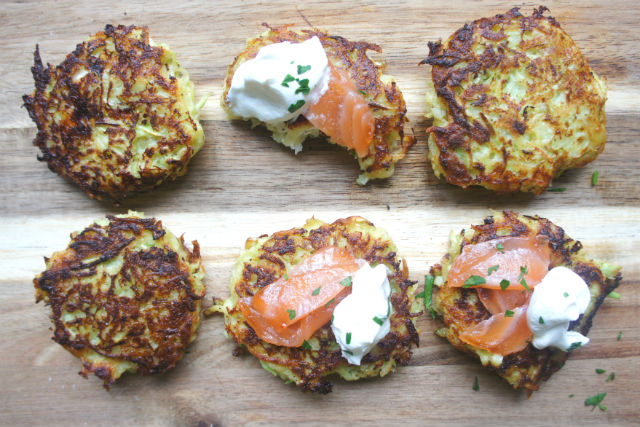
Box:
(331, 263, 391, 365)
(226, 36, 330, 123)
(526, 266, 591, 351)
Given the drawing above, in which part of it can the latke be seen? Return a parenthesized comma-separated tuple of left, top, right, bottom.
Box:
(429, 211, 621, 393)
(222, 25, 414, 185)
(23, 25, 206, 202)
(33, 211, 206, 386)
(210, 217, 421, 393)
(422, 7, 607, 194)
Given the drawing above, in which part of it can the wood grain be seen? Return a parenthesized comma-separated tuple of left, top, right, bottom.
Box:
(0, 1, 638, 426)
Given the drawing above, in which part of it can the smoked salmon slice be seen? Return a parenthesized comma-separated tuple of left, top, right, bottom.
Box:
(238, 246, 362, 347)
(447, 236, 551, 291)
(477, 288, 529, 315)
(304, 66, 375, 158)
(459, 305, 532, 355)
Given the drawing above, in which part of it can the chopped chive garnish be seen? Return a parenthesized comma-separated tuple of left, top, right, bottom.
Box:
(607, 291, 621, 299)
(345, 350, 354, 355)
(297, 64, 311, 74)
(340, 276, 352, 287)
(592, 170, 599, 186)
(287, 99, 305, 112)
(505, 310, 514, 317)
(281, 74, 295, 87)
(595, 368, 606, 374)
(538, 316, 545, 324)
(564, 292, 569, 298)
(359, 89, 366, 95)
(518, 266, 531, 291)
(331, 314, 334, 323)
(312, 286, 321, 296)
(496, 243, 505, 253)
(584, 392, 607, 411)
(487, 265, 499, 275)
(424, 274, 436, 319)
(286, 309, 296, 320)
(325, 298, 335, 308)
(346, 332, 352, 345)
(301, 340, 312, 350)
(548, 187, 566, 192)
(599, 405, 607, 412)
(569, 394, 574, 398)
(472, 376, 479, 391)
(463, 275, 486, 287)
(607, 372, 615, 382)
(283, 273, 289, 280)
(500, 279, 510, 291)
(568, 342, 583, 351)
(520, 277, 531, 291)
(617, 331, 623, 341)
(373, 316, 384, 326)
(295, 86, 311, 95)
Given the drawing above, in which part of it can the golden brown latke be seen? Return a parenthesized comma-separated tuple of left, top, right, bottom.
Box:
(209, 217, 422, 393)
(222, 25, 414, 184)
(23, 25, 205, 202)
(429, 211, 621, 394)
(33, 212, 206, 386)
(422, 7, 607, 194)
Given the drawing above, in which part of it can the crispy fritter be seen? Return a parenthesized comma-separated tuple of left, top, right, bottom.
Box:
(222, 25, 414, 184)
(23, 25, 206, 202)
(422, 7, 607, 194)
(33, 211, 206, 386)
(430, 211, 621, 394)
(210, 217, 421, 393)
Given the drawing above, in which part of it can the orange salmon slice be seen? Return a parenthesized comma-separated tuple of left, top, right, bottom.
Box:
(477, 288, 530, 315)
(459, 305, 532, 355)
(304, 66, 375, 158)
(238, 246, 362, 347)
(448, 236, 551, 291)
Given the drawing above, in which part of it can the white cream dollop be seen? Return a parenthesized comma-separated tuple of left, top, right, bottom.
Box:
(526, 266, 591, 351)
(331, 263, 391, 365)
(226, 36, 330, 123)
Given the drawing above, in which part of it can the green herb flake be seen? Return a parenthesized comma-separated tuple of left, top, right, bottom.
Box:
(595, 368, 606, 374)
(297, 64, 311, 74)
(340, 276, 352, 287)
(346, 332, 352, 345)
(487, 265, 499, 276)
(607, 372, 615, 382)
(359, 89, 366, 95)
(312, 286, 321, 296)
(568, 341, 583, 351)
(463, 275, 486, 288)
(283, 273, 289, 280)
(472, 376, 479, 391)
(496, 243, 505, 253)
(286, 309, 296, 320)
(287, 99, 305, 113)
(331, 314, 334, 323)
(584, 393, 607, 411)
(564, 292, 569, 298)
(424, 274, 437, 319)
(500, 279, 510, 291)
(617, 331, 623, 341)
(607, 291, 621, 299)
(538, 316, 545, 324)
(281, 74, 295, 87)
(599, 405, 607, 412)
(518, 266, 531, 291)
(301, 340, 312, 350)
(325, 298, 335, 308)
(345, 350, 354, 356)
(569, 394, 574, 398)
(505, 310, 515, 317)
(592, 170, 599, 186)
(548, 187, 566, 192)
(373, 316, 384, 326)
(295, 86, 311, 95)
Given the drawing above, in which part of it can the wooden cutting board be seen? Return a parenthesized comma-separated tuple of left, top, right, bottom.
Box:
(1, 1, 638, 426)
